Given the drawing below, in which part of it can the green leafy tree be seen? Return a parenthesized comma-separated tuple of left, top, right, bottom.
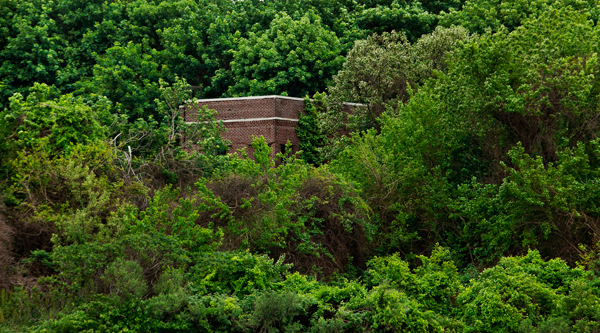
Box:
(0, 0, 66, 109)
(329, 86, 460, 255)
(442, 7, 600, 168)
(453, 142, 600, 263)
(272, 0, 367, 52)
(78, 41, 171, 119)
(439, 0, 600, 34)
(420, 0, 465, 14)
(457, 251, 592, 332)
(0, 83, 112, 161)
(356, 0, 437, 42)
(296, 94, 327, 165)
(227, 12, 345, 97)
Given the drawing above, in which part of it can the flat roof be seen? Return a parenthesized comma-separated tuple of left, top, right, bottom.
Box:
(186, 117, 299, 124)
(183, 95, 365, 106)
(188, 95, 305, 103)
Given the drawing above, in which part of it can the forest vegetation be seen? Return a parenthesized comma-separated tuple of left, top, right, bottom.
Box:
(3, 0, 600, 331)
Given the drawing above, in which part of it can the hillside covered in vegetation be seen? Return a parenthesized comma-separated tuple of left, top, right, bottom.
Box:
(3, 0, 600, 331)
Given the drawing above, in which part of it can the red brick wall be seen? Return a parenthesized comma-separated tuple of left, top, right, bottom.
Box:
(189, 98, 277, 120)
(275, 98, 305, 119)
(184, 96, 359, 159)
(184, 96, 305, 158)
(184, 96, 305, 121)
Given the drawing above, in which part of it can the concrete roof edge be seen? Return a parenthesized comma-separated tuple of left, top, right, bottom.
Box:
(186, 117, 299, 124)
(189, 95, 307, 103)
(179, 95, 365, 108)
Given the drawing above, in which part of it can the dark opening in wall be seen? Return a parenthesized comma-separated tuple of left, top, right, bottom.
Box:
(279, 143, 294, 164)
(215, 144, 229, 156)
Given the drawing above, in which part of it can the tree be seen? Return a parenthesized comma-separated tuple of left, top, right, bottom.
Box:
(227, 12, 345, 98)
(0, 0, 66, 109)
(355, 0, 437, 42)
(77, 42, 171, 120)
(0, 83, 112, 160)
(439, 0, 600, 34)
(325, 26, 471, 133)
(296, 94, 327, 165)
(444, 7, 600, 166)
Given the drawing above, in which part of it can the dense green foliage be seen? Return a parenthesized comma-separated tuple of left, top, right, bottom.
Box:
(297, 94, 328, 165)
(0, 0, 461, 113)
(5, 0, 600, 331)
(330, 6, 600, 264)
(227, 12, 344, 98)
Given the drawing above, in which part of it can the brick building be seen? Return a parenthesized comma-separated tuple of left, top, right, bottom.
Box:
(184, 95, 358, 157)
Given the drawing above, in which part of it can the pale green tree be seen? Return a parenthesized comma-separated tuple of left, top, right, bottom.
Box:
(324, 26, 471, 134)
